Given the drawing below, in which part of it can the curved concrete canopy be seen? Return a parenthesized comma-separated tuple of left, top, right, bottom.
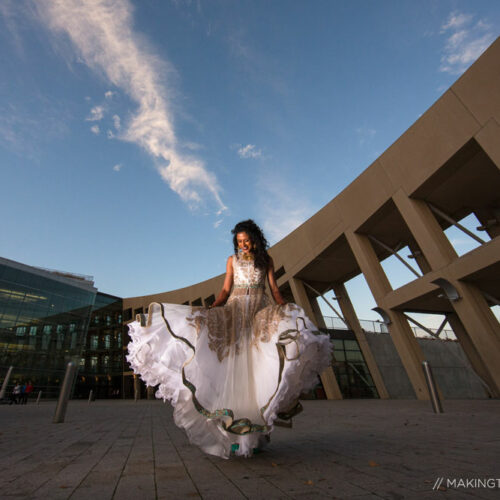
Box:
(125, 37, 500, 316)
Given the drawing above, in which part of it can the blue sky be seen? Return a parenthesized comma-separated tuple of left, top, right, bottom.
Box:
(1, 0, 499, 324)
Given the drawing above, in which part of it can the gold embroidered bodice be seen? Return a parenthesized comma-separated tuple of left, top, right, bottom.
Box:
(232, 254, 266, 289)
(187, 254, 297, 362)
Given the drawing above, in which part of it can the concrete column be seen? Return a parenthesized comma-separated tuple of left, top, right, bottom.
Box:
(392, 189, 500, 396)
(447, 281, 500, 396)
(289, 277, 343, 400)
(344, 231, 392, 300)
(345, 230, 432, 400)
(332, 283, 389, 399)
(393, 190, 457, 270)
(311, 297, 327, 329)
(289, 277, 317, 319)
(446, 312, 496, 397)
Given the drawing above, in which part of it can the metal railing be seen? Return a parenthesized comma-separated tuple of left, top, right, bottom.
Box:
(322, 315, 457, 340)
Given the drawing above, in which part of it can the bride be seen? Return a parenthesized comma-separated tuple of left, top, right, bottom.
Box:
(127, 219, 332, 458)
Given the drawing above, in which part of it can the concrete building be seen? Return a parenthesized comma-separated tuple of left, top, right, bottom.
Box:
(124, 38, 500, 401)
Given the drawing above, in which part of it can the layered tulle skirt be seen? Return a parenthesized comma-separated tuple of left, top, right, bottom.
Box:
(127, 291, 332, 458)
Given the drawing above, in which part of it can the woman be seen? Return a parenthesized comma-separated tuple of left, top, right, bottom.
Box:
(127, 219, 332, 458)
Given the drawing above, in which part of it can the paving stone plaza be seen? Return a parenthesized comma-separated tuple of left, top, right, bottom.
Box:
(0, 399, 498, 499)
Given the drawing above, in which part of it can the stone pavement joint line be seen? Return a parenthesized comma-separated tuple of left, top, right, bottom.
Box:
(0, 399, 498, 499)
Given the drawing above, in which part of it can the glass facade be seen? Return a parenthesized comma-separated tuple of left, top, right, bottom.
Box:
(328, 330, 379, 398)
(0, 257, 97, 398)
(74, 292, 124, 399)
(299, 329, 379, 400)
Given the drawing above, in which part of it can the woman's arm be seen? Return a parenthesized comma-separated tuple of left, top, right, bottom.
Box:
(210, 256, 234, 308)
(267, 257, 286, 306)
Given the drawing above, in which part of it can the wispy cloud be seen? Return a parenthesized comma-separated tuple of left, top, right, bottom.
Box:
(34, 0, 225, 212)
(355, 126, 376, 146)
(439, 11, 495, 75)
(112, 114, 121, 131)
(0, 100, 69, 158)
(0, 111, 37, 155)
(86, 105, 104, 122)
(183, 140, 203, 151)
(256, 171, 314, 244)
(237, 144, 262, 159)
(0, 0, 28, 57)
(90, 124, 100, 135)
(113, 163, 122, 172)
(105, 90, 115, 99)
(441, 12, 473, 32)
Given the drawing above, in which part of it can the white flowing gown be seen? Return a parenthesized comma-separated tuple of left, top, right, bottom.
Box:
(127, 254, 332, 458)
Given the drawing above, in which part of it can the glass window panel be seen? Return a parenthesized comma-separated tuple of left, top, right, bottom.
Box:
(346, 350, 364, 361)
(334, 351, 345, 361)
(16, 326, 26, 336)
(42, 334, 50, 350)
(344, 340, 360, 351)
(332, 339, 344, 350)
(70, 332, 78, 350)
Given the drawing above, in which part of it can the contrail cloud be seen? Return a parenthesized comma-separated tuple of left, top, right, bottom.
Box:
(35, 0, 226, 212)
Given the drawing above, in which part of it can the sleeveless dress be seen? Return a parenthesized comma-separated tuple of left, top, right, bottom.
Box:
(127, 254, 332, 458)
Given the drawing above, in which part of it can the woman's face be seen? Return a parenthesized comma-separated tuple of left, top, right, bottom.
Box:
(236, 232, 253, 255)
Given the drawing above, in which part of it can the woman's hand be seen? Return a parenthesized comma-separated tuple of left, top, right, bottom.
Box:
(209, 256, 234, 309)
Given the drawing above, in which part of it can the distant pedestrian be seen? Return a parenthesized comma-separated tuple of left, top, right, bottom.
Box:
(10, 383, 21, 405)
(22, 381, 33, 404)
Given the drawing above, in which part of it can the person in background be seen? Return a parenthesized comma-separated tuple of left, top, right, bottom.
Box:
(10, 382, 21, 405)
(22, 381, 34, 404)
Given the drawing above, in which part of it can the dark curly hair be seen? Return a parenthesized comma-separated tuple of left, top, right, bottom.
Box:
(232, 219, 270, 270)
